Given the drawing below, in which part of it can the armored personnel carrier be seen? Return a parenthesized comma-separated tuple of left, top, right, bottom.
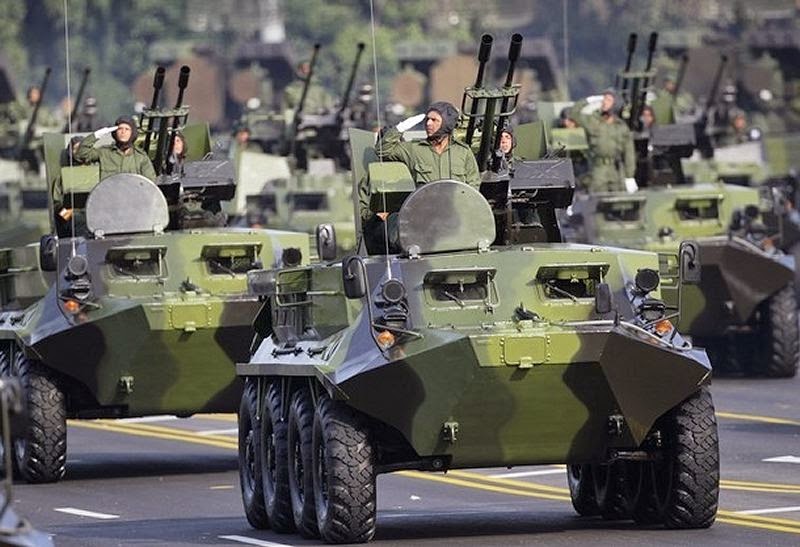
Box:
(236, 35, 719, 544)
(0, 68, 310, 483)
(559, 33, 798, 378)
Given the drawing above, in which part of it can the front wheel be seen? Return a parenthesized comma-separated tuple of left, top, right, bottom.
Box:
(635, 386, 719, 529)
(758, 284, 799, 378)
(13, 351, 66, 483)
(312, 396, 376, 544)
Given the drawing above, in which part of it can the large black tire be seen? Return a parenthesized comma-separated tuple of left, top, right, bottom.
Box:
(758, 284, 799, 378)
(238, 378, 269, 529)
(633, 387, 719, 529)
(13, 351, 66, 483)
(592, 460, 635, 520)
(312, 396, 376, 544)
(261, 381, 295, 533)
(566, 464, 599, 516)
(287, 388, 319, 538)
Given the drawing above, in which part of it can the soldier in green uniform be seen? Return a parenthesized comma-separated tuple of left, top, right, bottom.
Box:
(375, 101, 480, 188)
(570, 89, 636, 192)
(75, 116, 156, 182)
(360, 101, 480, 253)
(282, 61, 335, 113)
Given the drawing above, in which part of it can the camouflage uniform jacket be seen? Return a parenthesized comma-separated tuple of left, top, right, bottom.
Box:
(376, 127, 481, 188)
(75, 134, 156, 182)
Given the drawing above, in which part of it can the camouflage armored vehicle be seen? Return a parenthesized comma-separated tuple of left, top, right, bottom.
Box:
(0, 68, 310, 483)
(561, 33, 798, 378)
(236, 35, 719, 544)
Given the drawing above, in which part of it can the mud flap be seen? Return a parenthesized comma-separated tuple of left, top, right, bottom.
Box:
(599, 326, 711, 445)
(700, 239, 794, 322)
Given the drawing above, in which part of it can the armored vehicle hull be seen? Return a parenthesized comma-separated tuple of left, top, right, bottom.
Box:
(570, 183, 798, 377)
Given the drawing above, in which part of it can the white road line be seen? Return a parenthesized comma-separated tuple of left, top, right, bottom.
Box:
(218, 535, 295, 547)
(198, 428, 238, 436)
(737, 505, 800, 515)
(489, 469, 565, 478)
(115, 416, 177, 424)
(763, 455, 800, 464)
(54, 507, 119, 520)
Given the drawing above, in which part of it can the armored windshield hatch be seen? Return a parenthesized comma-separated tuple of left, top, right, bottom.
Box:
(105, 245, 167, 277)
(201, 243, 263, 275)
(675, 196, 722, 221)
(597, 196, 645, 222)
(424, 268, 497, 307)
(536, 264, 609, 300)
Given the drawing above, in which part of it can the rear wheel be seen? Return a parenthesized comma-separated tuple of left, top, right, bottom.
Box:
(312, 395, 376, 544)
(13, 351, 66, 483)
(758, 284, 799, 377)
(566, 464, 599, 516)
(238, 378, 269, 529)
(634, 387, 719, 529)
(261, 381, 295, 533)
(287, 388, 318, 538)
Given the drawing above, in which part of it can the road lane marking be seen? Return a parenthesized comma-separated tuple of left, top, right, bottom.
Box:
(116, 416, 177, 424)
(764, 456, 800, 464)
(218, 535, 295, 547)
(210, 485, 235, 490)
(54, 507, 119, 520)
(489, 469, 565, 478)
(716, 412, 800, 426)
(69, 420, 238, 450)
(198, 413, 238, 422)
(737, 506, 800, 515)
(721, 479, 800, 493)
(396, 471, 571, 502)
(198, 428, 238, 436)
(72, 416, 800, 535)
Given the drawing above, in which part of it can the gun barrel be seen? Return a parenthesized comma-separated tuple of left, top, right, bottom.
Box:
(295, 44, 321, 121)
(465, 34, 494, 146)
(142, 66, 166, 153)
(155, 65, 191, 174)
(633, 32, 659, 130)
(19, 67, 52, 159)
(337, 42, 366, 118)
(673, 53, 689, 96)
(491, 34, 524, 170)
(705, 54, 728, 112)
(65, 67, 91, 133)
(620, 33, 638, 92)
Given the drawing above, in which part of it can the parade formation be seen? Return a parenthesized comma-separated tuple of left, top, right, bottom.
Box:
(0, 1, 798, 546)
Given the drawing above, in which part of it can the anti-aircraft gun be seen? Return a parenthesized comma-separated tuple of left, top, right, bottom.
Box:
(0, 66, 312, 484)
(234, 34, 719, 544)
(563, 33, 798, 378)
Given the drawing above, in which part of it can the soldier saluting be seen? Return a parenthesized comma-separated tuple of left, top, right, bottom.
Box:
(376, 101, 480, 188)
(75, 115, 156, 182)
(569, 88, 636, 192)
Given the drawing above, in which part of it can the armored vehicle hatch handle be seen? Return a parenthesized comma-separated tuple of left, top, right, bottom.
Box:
(316, 224, 337, 262)
(679, 240, 701, 285)
(342, 255, 367, 299)
(595, 283, 612, 315)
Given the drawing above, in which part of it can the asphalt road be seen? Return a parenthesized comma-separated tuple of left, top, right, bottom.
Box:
(7, 373, 800, 546)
